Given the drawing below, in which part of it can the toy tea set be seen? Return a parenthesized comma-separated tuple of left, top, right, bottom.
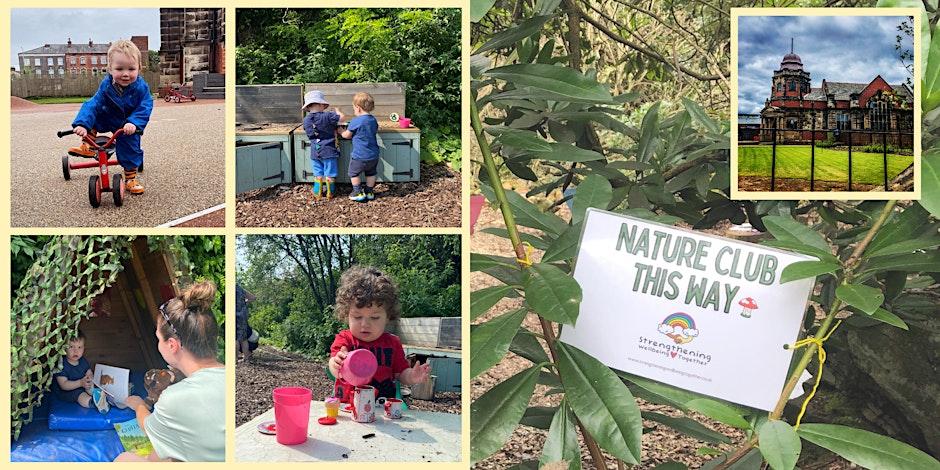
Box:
(263, 349, 405, 446)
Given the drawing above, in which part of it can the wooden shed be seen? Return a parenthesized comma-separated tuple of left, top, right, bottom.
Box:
(80, 238, 179, 371)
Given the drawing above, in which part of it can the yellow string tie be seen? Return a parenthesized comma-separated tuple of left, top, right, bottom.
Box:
(788, 319, 843, 429)
(516, 242, 535, 268)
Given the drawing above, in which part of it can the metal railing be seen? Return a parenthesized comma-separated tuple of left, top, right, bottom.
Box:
(756, 124, 913, 191)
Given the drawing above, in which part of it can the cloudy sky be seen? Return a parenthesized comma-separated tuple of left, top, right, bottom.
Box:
(11, 9, 161, 69)
(738, 15, 912, 114)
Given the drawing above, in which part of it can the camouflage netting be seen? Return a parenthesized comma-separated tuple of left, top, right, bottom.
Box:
(10, 236, 133, 440)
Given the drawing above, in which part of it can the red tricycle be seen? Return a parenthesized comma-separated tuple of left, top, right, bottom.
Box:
(163, 85, 196, 103)
(58, 127, 142, 208)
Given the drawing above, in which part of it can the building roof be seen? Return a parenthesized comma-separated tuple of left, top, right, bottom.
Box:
(800, 81, 913, 104)
(20, 43, 110, 55)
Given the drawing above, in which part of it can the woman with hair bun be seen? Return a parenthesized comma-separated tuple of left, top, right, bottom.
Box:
(115, 281, 225, 462)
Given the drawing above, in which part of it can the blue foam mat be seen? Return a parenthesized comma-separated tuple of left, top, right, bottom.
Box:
(12, 418, 123, 462)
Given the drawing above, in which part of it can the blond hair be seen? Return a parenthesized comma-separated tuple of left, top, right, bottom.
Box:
(334, 266, 401, 322)
(159, 281, 219, 359)
(107, 39, 141, 69)
(353, 92, 375, 112)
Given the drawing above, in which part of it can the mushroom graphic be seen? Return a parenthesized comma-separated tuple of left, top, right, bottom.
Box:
(739, 297, 758, 318)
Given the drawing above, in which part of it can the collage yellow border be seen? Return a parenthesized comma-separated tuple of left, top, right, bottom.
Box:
(0, 1, 472, 468)
(730, 7, 922, 201)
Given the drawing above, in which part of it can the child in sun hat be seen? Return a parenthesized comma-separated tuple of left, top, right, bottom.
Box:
(302, 90, 345, 199)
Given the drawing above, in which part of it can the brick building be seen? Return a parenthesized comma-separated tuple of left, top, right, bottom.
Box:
(19, 37, 148, 77)
(759, 40, 914, 146)
(158, 8, 225, 86)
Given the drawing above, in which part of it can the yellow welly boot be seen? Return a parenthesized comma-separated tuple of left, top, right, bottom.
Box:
(312, 177, 322, 199)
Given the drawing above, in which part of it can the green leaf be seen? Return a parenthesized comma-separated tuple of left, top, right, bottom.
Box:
(486, 64, 614, 103)
(682, 97, 720, 135)
(471, 365, 541, 463)
(797, 423, 940, 470)
(862, 251, 940, 274)
(542, 223, 583, 264)
(471, 253, 517, 272)
(470, 285, 518, 321)
(520, 405, 557, 429)
(761, 240, 839, 264)
(509, 329, 550, 364)
(636, 102, 662, 163)
(866, 237, 940, 258)
(867, 307, 909, 330)
(471, 308, 527, 377)
(486, 126, 553, 152)
(779, 260, 841, 284)
(836, 284, 884, 314)
(480, 184, 568, 236)
(474, 16, 551, 54)
(687, 399, 751, 429)
(758, 420, 801, 470)
(923, 15, 940, 111)
(524, 263, 582, 325)
(643, 411, 731, 444)
(865, 203, 930, 255)
(762, 216, 831, 252)
(922, 150, 940, 218)
(572, 175, 613, 225)
(470, 0, 497, 22)
(556, 342, 643, 464)
(480, 227, 551, 250)
(540, 402, 581, 470)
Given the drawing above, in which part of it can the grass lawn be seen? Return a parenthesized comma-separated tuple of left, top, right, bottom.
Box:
(738, 145, 913, 184)
(25, 96, 90, 104)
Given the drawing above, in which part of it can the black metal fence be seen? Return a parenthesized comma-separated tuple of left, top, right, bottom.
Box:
(754, 125, 913, 191)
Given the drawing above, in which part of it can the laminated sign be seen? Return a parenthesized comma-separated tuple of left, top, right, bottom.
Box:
(559, 209, 816, 410)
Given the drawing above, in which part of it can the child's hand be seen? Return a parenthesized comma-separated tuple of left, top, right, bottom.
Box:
(73, 126, 88, 137)
(330, 346, 348, 376)
(334, 107, 345, 119)
(410, 361, 432, 384)
(123, 123, 137, 135)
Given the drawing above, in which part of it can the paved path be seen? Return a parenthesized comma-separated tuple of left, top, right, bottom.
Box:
(11, 101, 225, 227)
(235, 401, 461, 462)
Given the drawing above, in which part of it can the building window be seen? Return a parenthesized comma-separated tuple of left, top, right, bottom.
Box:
(58, 67, 64, 75)
(80, 57, 86, 65)
(81, 68, 86, 75)
(70, 57, 76, 65)
(776, 82, 782, 92)
(786, 117, 799, 129)
(92, 56, 98, 65)
(33, 58, 40, 66)
(48, 67, 53, 76)
(92, 68, 98, 75)
(57, 57, 63, 65)
(837, 113, 851, 130)
(788, 81, 796, 91)
(869, 100, 889, 131)
(101, 56, 107, 65)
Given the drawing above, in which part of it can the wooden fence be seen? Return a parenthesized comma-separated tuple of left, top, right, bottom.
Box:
(11, 71, 161, 98)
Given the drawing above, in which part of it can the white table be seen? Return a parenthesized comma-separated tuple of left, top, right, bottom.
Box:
(235, 401, 461, 462)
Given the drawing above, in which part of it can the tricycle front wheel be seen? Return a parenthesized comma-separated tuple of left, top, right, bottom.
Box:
(88, 175, 101, 208)
(62, 156, 71, 180)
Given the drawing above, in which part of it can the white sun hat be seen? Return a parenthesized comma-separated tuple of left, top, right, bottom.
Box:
(302, 90, 329, 110)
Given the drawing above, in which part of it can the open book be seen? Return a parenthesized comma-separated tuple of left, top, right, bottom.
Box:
(92, 363, 130, 406)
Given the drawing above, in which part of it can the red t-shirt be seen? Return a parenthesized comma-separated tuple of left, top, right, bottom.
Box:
(330, 330, 409, 403)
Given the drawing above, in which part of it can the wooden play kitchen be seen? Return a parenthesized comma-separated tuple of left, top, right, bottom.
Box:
(235, 82, 421, 195)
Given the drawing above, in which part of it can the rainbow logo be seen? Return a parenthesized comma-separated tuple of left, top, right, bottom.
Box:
(658, 313, 700, 344)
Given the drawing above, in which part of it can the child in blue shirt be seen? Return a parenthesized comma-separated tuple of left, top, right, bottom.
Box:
(70, 39, 153, 195)
(341, 92, 380, 202)
(53, 330, 94, 408)
(302, 90, 345, 199)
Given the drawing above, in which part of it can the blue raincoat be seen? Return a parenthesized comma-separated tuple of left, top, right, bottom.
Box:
(303, 111, 341, 160)
(72, 74, 153, 170)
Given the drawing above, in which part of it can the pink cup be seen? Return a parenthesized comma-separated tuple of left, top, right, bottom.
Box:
(399, 117, 412, 128)
(272, 387, 312, 445)
(341, 349, 378, 386)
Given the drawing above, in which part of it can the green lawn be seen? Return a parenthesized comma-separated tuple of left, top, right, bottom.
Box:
(738, 145, 913, 184)
(26, 96, 91, 104)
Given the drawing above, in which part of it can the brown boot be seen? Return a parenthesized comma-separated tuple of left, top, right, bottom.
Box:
(124, 169, 144, 195)
(68, 128, 97, 158)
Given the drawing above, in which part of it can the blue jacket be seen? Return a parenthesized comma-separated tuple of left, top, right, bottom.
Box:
(303, 111, 341, 160)
(72, 75, 153, 169)
(73, 74, 153, 131)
